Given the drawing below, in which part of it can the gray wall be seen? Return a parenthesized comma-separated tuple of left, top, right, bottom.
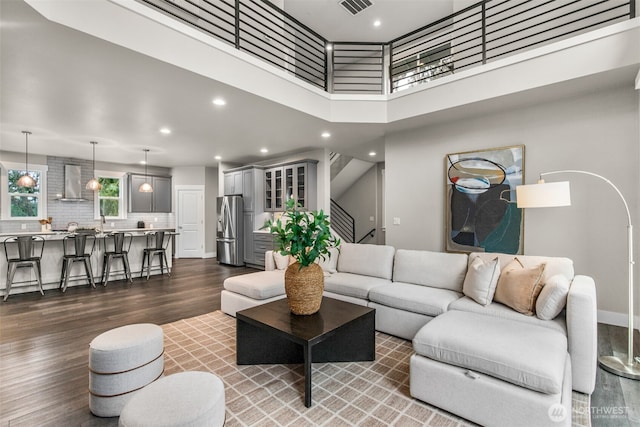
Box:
(385, 85, 639, 320)
(336, 163, 385, 244)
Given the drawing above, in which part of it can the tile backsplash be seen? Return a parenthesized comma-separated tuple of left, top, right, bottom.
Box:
(0, 156, 174, 233)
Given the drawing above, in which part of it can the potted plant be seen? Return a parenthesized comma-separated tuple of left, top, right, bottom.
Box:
(262, 198, 340, 315)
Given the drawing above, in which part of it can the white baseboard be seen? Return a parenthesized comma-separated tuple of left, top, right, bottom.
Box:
(597, 309, 640, 332)
(204, 252, 216, 259)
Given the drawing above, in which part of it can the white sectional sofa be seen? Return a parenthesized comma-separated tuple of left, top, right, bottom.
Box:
(221, 243, 597, 427)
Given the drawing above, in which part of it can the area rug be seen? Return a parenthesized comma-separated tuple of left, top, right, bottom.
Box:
(161, 311, 591, 427)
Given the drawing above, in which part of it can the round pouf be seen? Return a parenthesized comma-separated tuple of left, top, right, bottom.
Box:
(119, 371, 225, 427)
(89, 323, 164, 417)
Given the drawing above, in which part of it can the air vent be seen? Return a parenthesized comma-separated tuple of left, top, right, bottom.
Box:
(339, 0, 373, 15)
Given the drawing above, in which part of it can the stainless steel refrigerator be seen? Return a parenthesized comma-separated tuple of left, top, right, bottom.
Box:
(217, 195, 244, 266)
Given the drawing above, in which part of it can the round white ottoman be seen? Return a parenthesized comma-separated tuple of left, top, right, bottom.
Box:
(119, 371, 225, 427)
(89, 323, 164, 417)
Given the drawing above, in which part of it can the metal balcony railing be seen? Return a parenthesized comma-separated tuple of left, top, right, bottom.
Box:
(139, 0, 635, 95)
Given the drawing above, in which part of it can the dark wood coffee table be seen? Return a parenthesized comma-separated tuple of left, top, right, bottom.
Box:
(236, 296, 375, 407)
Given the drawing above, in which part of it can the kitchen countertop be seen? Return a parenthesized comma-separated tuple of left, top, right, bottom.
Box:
(0, 228, 176, 239)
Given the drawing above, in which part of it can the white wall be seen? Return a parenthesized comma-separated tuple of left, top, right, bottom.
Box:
(337, 163, 384, 244)
(385, 85, 639, 324)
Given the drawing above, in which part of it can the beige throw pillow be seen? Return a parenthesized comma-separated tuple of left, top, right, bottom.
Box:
(536, 274, 570, 320)
(462, 256, 500, 306)
(494, 258, 546, 316)
(273, 252, 290, 270)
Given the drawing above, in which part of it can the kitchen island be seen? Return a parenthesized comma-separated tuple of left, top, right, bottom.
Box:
(0, 228, 176, 300)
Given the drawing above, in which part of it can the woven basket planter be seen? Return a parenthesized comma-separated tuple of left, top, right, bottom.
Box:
(284, 262, 324, 315)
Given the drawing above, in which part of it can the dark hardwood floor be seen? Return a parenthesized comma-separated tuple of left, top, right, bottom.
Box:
(1, 258, 638, 426)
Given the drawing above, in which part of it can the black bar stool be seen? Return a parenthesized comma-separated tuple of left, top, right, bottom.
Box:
(100, 232, 133, 286)
(140, 231, 172, 280)
(3, 235, 45, 301)
(60, 232, 97, 292)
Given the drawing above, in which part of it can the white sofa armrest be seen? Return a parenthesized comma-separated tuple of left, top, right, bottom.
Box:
(566, 274, 597, 394)
(265, 250, 276, 271)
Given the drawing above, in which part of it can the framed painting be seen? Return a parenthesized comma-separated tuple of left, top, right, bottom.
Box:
(445, 145, 524, 254)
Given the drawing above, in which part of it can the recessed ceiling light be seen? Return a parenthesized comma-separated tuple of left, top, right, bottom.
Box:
(212, 98, 226, 106)
(321, 132, 331, 138)
(373, 20, 381, 27)
(369, 151, 377, 156)
(159, 128, 171, 134)
(260, 148, 269, 153)
(139, 160, 147, 165)
(214, 155, 222, 160)
(325, 44, 333, 51)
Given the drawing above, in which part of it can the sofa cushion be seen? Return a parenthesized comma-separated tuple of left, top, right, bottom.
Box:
(337, 243, 395, 280)
(223, 270, 285, 300)
(536, 274, 570, 320)
(449, 296, 567, 335)
(470, 252, 573, 282)
(273, 252, 290, 270)
(392, 249, 468, 292)
(413, 310, 567, 394)
(494, 258, 546, 316)
(369, 282, 462, 317)
(462, 255, 500, 306)
(324, 272, 391, 299)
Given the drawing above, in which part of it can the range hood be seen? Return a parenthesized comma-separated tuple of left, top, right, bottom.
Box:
(58, 165, 89, 201)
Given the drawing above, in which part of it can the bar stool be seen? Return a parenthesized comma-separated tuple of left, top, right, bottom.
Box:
(60, 232, 97, 292)
(140, 231, 172, 280)
(100, 232, 133, 286)
(3, 235, 45, 301)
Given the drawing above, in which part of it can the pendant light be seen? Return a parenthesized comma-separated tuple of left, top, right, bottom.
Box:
(139, 149, 153, 193)
(86, 141, 102, 191)
(17, 131, 36, 188)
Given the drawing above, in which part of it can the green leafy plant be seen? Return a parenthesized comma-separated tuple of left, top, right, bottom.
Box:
(262, 198, 340, 268)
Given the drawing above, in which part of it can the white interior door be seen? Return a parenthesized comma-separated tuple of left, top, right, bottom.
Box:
(177, 188, 204, 258)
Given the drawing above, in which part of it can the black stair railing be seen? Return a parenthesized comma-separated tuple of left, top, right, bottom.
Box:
(330, 199, 355, 244)
(356, 228, 376, 244)
(138, 0, 634, 95)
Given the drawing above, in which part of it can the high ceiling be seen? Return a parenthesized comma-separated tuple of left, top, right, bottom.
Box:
(0, 0, 458, 168)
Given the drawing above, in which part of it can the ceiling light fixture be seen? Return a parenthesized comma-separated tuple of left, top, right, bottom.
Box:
(326, 44, 333, 51)
(16, 131, 36, 188)
(214, 155, 222, 160)
(213, 98, 226, 106)
(369, 151, 377, 156)
(260, 148, 269, 154)
(321, 132, 331, 138)
(139, 149, 153, 193)
(86, 141, 102, 191)
(159, 128, 171, 135)
(373, 20, 381, 27)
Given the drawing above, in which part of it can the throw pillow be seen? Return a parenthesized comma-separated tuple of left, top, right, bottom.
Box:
(494, 258, 546, 316)
(273, 252, 290, 270)
(536, 274, 570, 320)
(316, 247, 339, 274)
(462, 255, 500, 306)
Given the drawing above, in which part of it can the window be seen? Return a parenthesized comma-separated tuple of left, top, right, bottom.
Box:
(1, 162, 48, 220)
(94, 171, 126, 219)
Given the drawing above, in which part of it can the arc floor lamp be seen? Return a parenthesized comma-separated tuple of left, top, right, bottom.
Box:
(516, 170, 638, 380)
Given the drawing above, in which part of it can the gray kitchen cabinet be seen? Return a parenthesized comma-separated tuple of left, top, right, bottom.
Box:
(243, 212, 254, 264)
(242, 168, 264, 212)
(265, 160, 317, 211)
(253, 232, 275, 268)
(224, 171, 243, 195)
(128, 174, 172, 213)
(264, 167, 283, 211)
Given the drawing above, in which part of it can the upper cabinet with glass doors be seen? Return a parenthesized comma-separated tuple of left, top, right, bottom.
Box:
(265, 160, 317, 211)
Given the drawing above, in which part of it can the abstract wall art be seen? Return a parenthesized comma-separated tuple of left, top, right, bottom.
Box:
(445, 145, 524, 254)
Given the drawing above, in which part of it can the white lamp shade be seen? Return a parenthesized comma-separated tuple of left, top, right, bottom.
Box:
(516, 181, 571, 208)
(139, 181, 153, 193)
(86, 177, 102, 191)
